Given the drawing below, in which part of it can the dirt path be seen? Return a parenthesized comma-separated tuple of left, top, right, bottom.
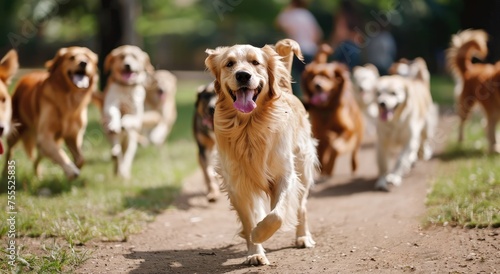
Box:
(76, 118, 499, 274)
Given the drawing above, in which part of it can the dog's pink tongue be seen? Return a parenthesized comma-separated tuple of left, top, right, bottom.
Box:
(122, 72, 134, 81)
(233, 89, 256, 113)
(72, 74, 90, 89)
(379, 108, 393, 121)
(311, 93, 328, 106)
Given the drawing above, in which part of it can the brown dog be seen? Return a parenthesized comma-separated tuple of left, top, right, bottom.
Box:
(193, 82, 220, 202)
(447, 29, 500, 153)
(205, 40, 318, 265)
(142, 70, 177, 146)
(302, 46, 364, 177)
(0, 50, 19, 155)
(102, 45, 154, 179)
(3, 47, 98, 179)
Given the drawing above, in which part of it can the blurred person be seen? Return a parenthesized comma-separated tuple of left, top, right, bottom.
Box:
(330, 0, 396, 74)
(276, 0, 323, 99)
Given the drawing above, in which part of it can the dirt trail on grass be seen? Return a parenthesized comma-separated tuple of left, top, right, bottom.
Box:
(77, 116, 499, 274)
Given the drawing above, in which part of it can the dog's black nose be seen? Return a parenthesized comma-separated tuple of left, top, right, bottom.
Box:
(379, 102, 386, 108)
(79, 61, 87, 69)
(124, 64, 132, 71)
(236, 71, 251, 83)
(315, 83, 322, 90)
(0, 125, 4, 137)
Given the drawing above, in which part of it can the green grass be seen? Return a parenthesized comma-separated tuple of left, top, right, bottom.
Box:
(429, 74, 455, 106)
(425, 114, 500, 228)
(0, 79, 206, 273)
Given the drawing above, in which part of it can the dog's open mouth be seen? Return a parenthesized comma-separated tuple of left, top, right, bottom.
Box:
(0, 139, 4, 155)
(378, 107, 395, 121)
(310, 92, 329, 106)
(70, 70, 90, 89)
(121, 70, 137, 82)
(231, 84, 262, 113)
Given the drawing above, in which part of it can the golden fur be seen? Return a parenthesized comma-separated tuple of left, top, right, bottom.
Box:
(193, 82, 220, 202)
(142, 70, 177, 145)
(302, 48, 364, 177)
(3, 47, 98, 179)
(205, 40, 318, 265)
(102, 45, 154, 179)
(446, 29, 500, 153)
(0, 50, 18, 155)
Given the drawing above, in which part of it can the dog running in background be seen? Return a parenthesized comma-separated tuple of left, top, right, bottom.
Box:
(193, 82, 220, 202)
(205, 39, 318, 265)
(142, 70, 177, 146)
(374, 61, 436, 190)
(0, 50, 18, 156)
(302, 44, 364, 178)
(3, 47, 98, 179)
(447, 29, 500, 153)
(102, 45, 154, 179)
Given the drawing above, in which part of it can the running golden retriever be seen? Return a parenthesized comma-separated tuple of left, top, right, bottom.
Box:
(205, 40, 318, 265)
(3, 47, 98, 179)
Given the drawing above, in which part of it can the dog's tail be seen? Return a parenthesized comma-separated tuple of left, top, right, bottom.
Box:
(275, 39, 304, 74)
(446, 29, 488, 82)
(313, 43, 333, 64)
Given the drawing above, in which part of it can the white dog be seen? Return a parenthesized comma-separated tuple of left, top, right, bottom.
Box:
(374, 70, 436, 191)
(102, 45, 154, 179)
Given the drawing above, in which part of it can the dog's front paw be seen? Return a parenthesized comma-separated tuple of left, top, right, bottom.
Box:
(243, 254, 269, 266)
(375, 177, 389, 191)
(386, 173, 402, 186)
(107, 121, 121, 134)
(111, 144, 122, 157)
(296, 235, 316, 248)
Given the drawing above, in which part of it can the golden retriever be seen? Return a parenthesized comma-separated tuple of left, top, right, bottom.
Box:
(102, 45, 153, 179)
(447, 29, 500, 153)
(3, 47, 98, 179)
(193, 82, 220, 202)
(0, 50, 18, 155)
(302, 46, 364, 178)
(142, 70, 177, 145)
(374, 71, 436, 191)
(205, 40, 318, 265)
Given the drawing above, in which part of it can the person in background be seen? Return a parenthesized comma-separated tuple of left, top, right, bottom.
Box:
(331, 0, 396, 75)
(276, 0, 323, 99)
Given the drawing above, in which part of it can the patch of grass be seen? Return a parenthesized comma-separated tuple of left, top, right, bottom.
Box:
(0, 79, 206, 272)
(425, 116, 500, 228)
(430, 74, 455, 106)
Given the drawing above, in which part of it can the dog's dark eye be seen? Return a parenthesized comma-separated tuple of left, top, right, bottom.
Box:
(390, 91, 396, 96)
(226, 61, 234, 68)
(69, 55, 75, 61)
(252, 60, 260, 66)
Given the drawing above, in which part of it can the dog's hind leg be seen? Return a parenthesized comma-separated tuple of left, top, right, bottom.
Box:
(486, 113, 499, 154)
(295, 182, 315, 248)
(457, 90, 475, 143)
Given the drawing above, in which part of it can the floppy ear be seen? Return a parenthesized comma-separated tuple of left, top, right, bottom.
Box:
(45, 48, 68, 72)
(143, 51, 155, 74)
(363, 63, 379, 77)
(262, 45, 290, 98)
(86, 49, 98, 66)
(204, 47, 226, 79)
(103, 50, 116, 74)
(0, 49, 19, 85)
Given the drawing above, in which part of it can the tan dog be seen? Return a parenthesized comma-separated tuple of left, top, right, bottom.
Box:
(447, 29, 500, 153)
(389, 57, 431, 88)
(0, 50, 18, 155)
(102, 45, 153, 179)
(302, 46, 364, 178)
(205, 40, 318, 265)
(142, 70, 177, 145)
(3, 47, 98, 179)
(193, 82, 220, 202)
(374, 71, 436, 191)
